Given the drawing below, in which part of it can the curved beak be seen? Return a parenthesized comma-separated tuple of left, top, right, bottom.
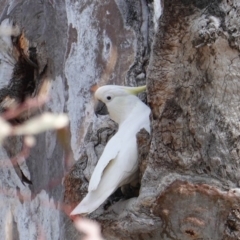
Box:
(94, 100, 109, 116)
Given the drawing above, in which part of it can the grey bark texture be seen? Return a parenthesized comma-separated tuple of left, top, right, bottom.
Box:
(1, 0, 240, 240)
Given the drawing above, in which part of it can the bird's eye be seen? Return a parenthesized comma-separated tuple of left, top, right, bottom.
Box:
(106, 96, 111, 100)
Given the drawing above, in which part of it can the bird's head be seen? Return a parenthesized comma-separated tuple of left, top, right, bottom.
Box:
(94, 85, 146, 124)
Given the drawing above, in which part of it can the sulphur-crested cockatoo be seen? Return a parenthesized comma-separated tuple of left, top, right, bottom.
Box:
(70, 85, 150, 215)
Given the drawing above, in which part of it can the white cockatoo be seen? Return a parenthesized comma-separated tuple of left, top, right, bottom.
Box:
(70, 85, 151, 215)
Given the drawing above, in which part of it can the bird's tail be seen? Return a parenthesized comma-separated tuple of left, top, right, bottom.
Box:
(70, 187, 115, 215)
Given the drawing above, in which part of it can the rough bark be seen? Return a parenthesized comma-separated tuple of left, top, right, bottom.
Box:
(1, 0, 240, 239)
(147, 0, 240, 239)
(0, 0, 154, 239)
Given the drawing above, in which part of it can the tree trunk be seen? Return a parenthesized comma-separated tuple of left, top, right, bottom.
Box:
(1, 0, 240, 239)
(148, 0, 240, 239)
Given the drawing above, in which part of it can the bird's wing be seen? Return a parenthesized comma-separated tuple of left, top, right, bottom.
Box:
(88, 134, 121, 192)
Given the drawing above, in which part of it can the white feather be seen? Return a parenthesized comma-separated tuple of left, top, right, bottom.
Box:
(71, 86, 150, 215)
(88, 135, 121, 192)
